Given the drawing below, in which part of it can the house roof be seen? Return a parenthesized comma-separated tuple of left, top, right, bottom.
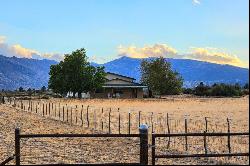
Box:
(103, 81, 147, 88)
(103, 84, 148, 88)
(105, 78, 134, 83)
(106, 72, 136, 80)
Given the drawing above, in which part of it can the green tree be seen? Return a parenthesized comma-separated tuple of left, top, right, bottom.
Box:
(62, 48, 89, 97)
(243, 83, 249, 89)
(19, 87, 24, 92)
(49, 48, 106, 98)
(194, 82, 211, 96)
(85, 66, 106, 97)
(41, 86, 46, 92)
(140, 57, 183, 96)
(49, 61, 66, 95)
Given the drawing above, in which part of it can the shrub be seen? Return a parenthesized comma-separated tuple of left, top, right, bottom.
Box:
(194, 82, 244, 97)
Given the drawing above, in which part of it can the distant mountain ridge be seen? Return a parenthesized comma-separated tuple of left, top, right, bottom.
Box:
(0, 55, 57, 90)
(0, 55, 249, 90)
(93, 56, 249, 87)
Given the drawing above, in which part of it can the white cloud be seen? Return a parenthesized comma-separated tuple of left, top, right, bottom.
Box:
(116, 44, 247, 68)
(185, 47, 246, 67)
(0, 35, 63, 61)
(118, 44, 181, 59)
(0, 36, 6, 43)
(193, 0, 201, 5)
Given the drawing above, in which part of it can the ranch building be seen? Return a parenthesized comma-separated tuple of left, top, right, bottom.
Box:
(66, 72, 147, 99)
(93, 72, 147, 99)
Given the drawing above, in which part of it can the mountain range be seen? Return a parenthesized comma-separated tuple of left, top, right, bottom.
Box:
(0, 55, 249, 90)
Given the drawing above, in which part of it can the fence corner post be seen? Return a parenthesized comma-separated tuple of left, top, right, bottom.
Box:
(15, 128, 21, 165)
(139, 124, 148, 165)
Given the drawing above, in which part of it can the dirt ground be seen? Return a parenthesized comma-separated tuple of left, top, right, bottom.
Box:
(0, 95, 249, 165)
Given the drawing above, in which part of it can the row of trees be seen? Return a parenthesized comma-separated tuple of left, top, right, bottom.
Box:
(48, 48, 106, 98)
(18, 86, 47, 93)
(184, 82, 249, 97)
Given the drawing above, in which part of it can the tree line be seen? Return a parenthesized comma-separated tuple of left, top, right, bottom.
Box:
(183, 82, 249, 97)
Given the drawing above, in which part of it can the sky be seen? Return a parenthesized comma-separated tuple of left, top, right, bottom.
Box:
(0, 0, 249, 68)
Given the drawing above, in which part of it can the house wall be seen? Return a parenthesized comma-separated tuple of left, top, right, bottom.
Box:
(93, 88, 144, 99)
(137, 88, 144, 99)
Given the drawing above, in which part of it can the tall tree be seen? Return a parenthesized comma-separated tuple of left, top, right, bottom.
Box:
(85, 66, 106, 97)
(48, 48, 106, 98)
(49, 61, 66, 95)
(140, 57, 183, 96)
(62, 48, 89, 97)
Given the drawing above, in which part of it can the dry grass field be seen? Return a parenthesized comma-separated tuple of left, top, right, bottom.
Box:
(0, 95, 249, 165)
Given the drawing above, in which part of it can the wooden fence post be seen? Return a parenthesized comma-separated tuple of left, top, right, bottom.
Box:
(138, 111, 141, 127)
(42, 103, 44, 116)
(128, 112, 131, 134)
(81, 105, 83, 126)
(139, 124, 148, 165)
(67, 105, 69, 122)
(185, 119, 188, 151)
(59, 105, 61, 120)
(59, 103, 60, 119)
(227, 118, 231, 154)
(55, 104, 57, 117)
(87, 105, 89, 128)
(28, 100, 30, 111)
(166, 113, 171, 149)
(151, 112, 154, 134)
(30, 101, 32, 112)
(15, 128, 20, 165)
(94, 110, 97, 130)
(76, 105, 78, 125)
(101, 108, 104, 131)
(108, 108, 111, 134)
(118, 111, 121, 134)
(61, 106, 64, 121)
(70, 107, 73, 125)
(205, 117, 208, 132)
(204, 131, 207, 155)
(49, 103, 51, 116)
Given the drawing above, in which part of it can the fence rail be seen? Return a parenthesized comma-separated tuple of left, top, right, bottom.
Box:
(151, 132, 249, 165)
(14, 125, 149, 165)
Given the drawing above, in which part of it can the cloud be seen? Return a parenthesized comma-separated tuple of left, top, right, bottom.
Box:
(185, 47, 246, 67)
(116, 44, 247, 68)
(118, 44, 180, 59)
(0, 35, 63, 61)
(0, 36, 6, 43)
(192, 0, 201, 5)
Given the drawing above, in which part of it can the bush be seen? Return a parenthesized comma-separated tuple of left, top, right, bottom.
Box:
(183, 88, 194, 94)
(194, 82, 244, 97)
(41, 95, 50, 99)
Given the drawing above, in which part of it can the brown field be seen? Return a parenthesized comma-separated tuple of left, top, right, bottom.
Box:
(0, 95, 249, 165)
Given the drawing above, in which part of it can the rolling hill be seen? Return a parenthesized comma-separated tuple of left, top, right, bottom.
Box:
(0, 55, 57, 90)
(0, 55, 249, 90)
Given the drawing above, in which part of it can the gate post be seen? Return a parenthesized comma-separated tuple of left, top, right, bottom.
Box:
(139, 124, 148, 165)
(15, 128, 21, 165)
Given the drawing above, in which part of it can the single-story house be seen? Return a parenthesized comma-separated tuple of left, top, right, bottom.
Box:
(93, 72, 147, 99)
(67, 72, 147, 98)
